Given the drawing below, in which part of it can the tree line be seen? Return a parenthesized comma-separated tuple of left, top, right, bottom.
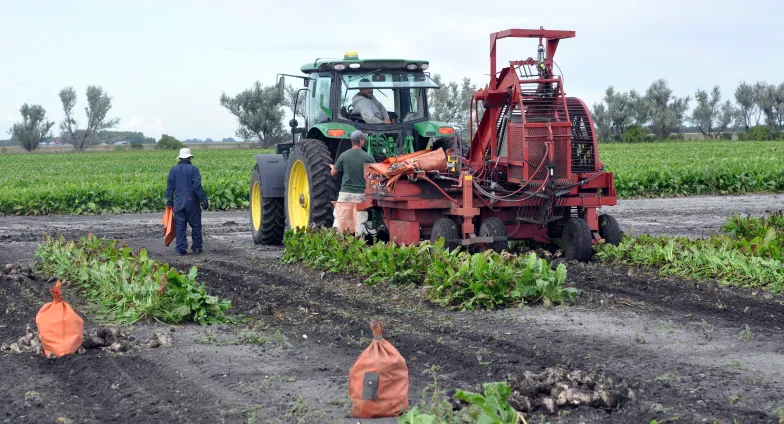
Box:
(7, 85, 120, 152)
(593, 80, 784, 142)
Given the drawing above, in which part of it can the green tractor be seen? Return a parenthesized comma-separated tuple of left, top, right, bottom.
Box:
(249, 51, 465, 244)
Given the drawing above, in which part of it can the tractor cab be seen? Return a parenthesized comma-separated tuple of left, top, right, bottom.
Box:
(279, 51, 461, 162)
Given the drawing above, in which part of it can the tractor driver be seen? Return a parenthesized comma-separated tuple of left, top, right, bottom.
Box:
(330, 130, 376, 236)
(351, 79, 391, 124)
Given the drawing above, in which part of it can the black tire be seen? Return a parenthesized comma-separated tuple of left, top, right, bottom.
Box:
(430, 217, 460, 252)
(283, 139, 338, 229)
(433, 136, 470, 158)
(477, 217, 508, 252)
(562, 217, 593, 262)
(599, 214, 623, 245)
(249, 165, 285, 245)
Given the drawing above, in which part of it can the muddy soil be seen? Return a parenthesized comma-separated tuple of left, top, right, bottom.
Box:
(1, 195, 784, 423)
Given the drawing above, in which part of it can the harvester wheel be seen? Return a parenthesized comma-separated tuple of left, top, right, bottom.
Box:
(562, 218, 593, 262)
(478, 217, 508, 252)
(599, 214, 623, 245)
(430, 218, 460, 251)
(284, 139, 338, 229)
(250, 164, 285, 245)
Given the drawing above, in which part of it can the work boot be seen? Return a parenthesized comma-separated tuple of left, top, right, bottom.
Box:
(192, 248, 203, 255)
(176, 250, 187, 256)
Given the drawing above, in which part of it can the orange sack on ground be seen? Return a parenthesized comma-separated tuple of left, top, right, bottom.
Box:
(349, 321, 409, 418)
(162, 205, 176, 246)
(35, 280, 84, 357)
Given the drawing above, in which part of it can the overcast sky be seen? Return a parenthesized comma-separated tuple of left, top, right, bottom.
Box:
(1, 0, 782, 141)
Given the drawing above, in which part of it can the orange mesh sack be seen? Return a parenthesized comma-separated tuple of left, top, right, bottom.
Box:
(162, 206, 176, 247)
(349, 321, 409, 418)
(35, 281, 84, 357)
(332, 201, 359, 234)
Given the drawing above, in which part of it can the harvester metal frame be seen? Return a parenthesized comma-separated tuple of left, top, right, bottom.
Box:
(360, 28, 619, 260)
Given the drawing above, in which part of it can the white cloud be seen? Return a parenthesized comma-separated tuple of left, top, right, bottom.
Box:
(6, 113, 16, 122)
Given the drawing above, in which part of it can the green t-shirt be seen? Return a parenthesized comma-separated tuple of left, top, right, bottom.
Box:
(334, 148, 375, 194)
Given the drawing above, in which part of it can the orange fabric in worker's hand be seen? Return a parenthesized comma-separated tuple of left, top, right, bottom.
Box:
(162, 206, 176, 246)
(349, 321, 409, 418)
(35, 281, 84, 357)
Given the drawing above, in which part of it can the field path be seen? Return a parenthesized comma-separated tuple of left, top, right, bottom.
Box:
(1, 194, 783, 423)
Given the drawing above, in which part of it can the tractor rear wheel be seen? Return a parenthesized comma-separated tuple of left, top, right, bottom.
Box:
(599, 214, 623, 245)
(430, 218, 460, 252)
(562, 217, 593, 262)
(250, 164, 285, 245)
(284, 139, 338, 229)
(477, 217, 508, 252)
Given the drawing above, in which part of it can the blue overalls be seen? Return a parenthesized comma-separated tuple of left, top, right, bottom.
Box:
(165, 160, 209, 254)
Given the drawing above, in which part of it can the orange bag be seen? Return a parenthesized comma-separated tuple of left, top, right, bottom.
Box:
(35, 281, 84, 357)
(162, 206, 176, 246)
(349, 321, 409, 418)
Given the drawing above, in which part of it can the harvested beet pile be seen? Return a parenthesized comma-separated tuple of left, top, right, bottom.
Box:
(1, 326, 173, 356)
(1, 263, 37, 282)
(506, 367, 635, 414)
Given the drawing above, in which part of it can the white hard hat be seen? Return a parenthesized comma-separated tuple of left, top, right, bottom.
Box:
(178, 148, 194, 159)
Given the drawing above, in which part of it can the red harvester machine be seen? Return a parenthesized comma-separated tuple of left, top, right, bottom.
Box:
(362, 28, 621, 261)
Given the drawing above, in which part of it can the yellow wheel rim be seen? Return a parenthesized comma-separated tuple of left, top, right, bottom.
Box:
(287, 160, 310, 228)
(251, 181, 261, 230)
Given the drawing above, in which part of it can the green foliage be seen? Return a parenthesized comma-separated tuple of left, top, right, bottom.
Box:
(282, 227, 575, 309)
(156, 134, 185, 150)
(398, 381, 521, 424)
(737, 125, 771, 141)
(0, 149, 270, 215)
(59, 85, 120, 151)
(596, 213, 784, 293)
(220, 81, 286, 146)
(129, 141, 144, 150)
(620, 124, 650, 143)
(600, 140, 784, 197)
(9, 103, 54, 152)
(36, 234, 233, 324)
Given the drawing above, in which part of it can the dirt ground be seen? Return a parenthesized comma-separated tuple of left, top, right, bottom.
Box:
(1, 195, 784, 423)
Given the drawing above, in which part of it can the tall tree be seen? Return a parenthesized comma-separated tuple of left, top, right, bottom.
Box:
(59, 86, 120, 151)
(428, 74, 477, 131)
(220, 81, 285, 147)
(690, 86, 734, 139)
(645, 79, 689, 139)
(734, 82, 756, 131)
(756, 82, 784, 137)
(9, 104, 54, 152)
(285, 84, 305, 121)
(591, 103, 612, 141)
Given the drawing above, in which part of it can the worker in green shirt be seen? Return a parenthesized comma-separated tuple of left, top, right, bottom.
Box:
(330, 130, 375, 235)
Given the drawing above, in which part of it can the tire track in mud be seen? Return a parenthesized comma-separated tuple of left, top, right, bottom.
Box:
(187, 256, 784, 423)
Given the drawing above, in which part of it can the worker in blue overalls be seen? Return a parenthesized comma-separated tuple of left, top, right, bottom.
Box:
(165, 148, 209, 255)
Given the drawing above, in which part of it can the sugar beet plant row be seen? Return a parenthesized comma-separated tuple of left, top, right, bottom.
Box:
(281, 227, 576, 310)
(3, 142, 784, 215)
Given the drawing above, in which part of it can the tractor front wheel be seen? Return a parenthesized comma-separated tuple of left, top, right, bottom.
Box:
(562, 217, 593, 262)
(250, 164, 285, 244)
(284, 139, 338, 229)
(430, 218, 460, 252)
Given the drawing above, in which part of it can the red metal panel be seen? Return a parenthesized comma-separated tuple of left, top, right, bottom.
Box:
(388, 220, 420, 245)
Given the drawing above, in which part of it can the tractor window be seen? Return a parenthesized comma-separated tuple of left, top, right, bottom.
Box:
(338, 80, 427, 123)
(309, 75, 332, 124)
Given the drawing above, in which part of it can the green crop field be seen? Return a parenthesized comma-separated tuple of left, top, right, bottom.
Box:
(599, 140, 784, 197)
(1, 140, 783, 215)
(0, 149, 271, 215)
